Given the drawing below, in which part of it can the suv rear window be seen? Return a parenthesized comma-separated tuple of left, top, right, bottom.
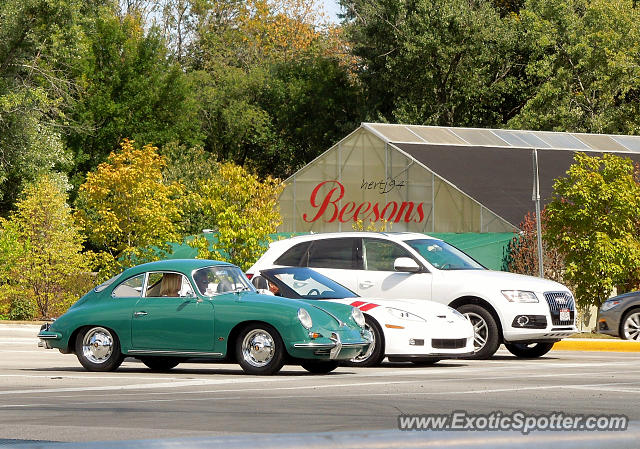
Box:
(274, 241, 311, 266)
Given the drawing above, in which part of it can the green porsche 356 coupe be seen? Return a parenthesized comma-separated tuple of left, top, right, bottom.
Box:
(37, 259, 371, 375)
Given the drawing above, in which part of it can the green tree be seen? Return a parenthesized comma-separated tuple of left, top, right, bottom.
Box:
(339, 0, 527, 127)
(188, 162, 283, 270)
(67, 7, 203, 188)
(509, 0, 640, 134)
(76, 139, 184, 278)
(0, 0, 86, 215)
(545, 153, 640, 308)
(187, 0, 361, 177)
(3, 175, 90, 318)
(161, 142, 219, 236)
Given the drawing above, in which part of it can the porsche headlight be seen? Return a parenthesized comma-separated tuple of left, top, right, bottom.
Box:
(600, 299, 622, 312)
(351, 307, 366, 327)
(386, 307, 426, 322)
(297, 308, 313, 329)
(502, 290, 539, 303)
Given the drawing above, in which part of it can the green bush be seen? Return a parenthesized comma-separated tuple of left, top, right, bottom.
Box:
(9, 296, 36, 321)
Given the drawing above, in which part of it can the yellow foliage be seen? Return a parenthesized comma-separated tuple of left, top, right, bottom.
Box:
(352, 218, 393, 232)
(76, 139, 184, 278)
(1, 174, 90, 319)
(188, 161, 283, 270)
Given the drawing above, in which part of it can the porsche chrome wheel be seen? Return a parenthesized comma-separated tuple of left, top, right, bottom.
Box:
(236, 324, 285, 375)
(75, 326, 123, 372)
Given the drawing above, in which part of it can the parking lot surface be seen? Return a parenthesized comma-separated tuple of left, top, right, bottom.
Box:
(2, 324, 639, 444)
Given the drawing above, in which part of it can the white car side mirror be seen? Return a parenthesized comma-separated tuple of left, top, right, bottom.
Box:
(394, 257, 421, 273)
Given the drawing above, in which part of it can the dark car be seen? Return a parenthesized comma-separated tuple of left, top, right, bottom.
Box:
(598, 291, 640, 340)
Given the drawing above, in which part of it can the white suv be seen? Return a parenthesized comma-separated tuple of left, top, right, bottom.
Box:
(248, 232, 577, 359)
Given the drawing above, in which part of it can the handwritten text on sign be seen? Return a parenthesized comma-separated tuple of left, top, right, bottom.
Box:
(303, 180, 425, 224)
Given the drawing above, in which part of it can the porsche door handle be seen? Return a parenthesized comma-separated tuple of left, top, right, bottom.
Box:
(133, 311, 148, 317)
(359, 281, 374, 289)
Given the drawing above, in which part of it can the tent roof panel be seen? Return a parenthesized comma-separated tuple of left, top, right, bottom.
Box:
(362, 123, 640, 153)
(410, 127, 468, 145)
(612, 135, 640, 152)
(451, 128, 510, 147)
(575, 134, 629, 152)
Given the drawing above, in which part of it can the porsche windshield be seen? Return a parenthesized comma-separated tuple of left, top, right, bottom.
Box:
(405, 239, 485, 270)
(193, 265, 253, 296)
(265, 267, 356, 300)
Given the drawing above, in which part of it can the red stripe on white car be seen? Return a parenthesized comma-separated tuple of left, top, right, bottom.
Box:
(350, 301, 366, 308)
(359, 303, 380, 312)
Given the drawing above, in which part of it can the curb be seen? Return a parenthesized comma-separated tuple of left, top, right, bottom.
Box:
(553, 338, 640, 352)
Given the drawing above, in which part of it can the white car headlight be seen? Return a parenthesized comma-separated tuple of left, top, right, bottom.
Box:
(502, 290, 539, 303)
(297, 308, 313, 329)
(386, 307, 426, 322)
(600, 299, 622, 312)
(351, 307, 366, 327)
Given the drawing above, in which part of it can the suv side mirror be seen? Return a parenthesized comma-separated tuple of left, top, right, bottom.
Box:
(394, 257, 420, 273)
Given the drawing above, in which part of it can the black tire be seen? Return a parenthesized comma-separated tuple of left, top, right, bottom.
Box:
(457, 304, 500, 359)
(300, 360, 339, 374)
(235, 323, 286, 375)
(140, 356, 181, 371)
(504, 342, 555, 358)
(410, 359, 441, 366)
(75, 326, 124, 372)
(343, 315, 385, 367)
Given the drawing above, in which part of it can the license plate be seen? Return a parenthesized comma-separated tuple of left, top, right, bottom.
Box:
(559, 309, 570, 321)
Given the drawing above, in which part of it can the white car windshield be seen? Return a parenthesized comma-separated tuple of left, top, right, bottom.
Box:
(405, 239, 485, 270)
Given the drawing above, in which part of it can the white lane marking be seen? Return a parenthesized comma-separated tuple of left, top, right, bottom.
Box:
(23, 369, 631, 401)
(5, 381, 640, 409)
(0, 339, 39, 344)
(0, 376, 297, 395)
(0, 374, 188, 380)
(0, 326, 40, 332)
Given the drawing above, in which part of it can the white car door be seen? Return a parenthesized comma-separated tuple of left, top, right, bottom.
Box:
(356, 238, 433, 300)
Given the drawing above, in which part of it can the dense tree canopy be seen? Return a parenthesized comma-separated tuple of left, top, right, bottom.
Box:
(545, 153, 640, 307)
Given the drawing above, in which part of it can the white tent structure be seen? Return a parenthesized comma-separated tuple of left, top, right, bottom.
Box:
(278, 123, 640, 234)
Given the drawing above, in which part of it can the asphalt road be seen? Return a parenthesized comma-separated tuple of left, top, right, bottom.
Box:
(2, 324, 640, 444)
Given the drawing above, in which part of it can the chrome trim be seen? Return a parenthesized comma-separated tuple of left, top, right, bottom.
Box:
(37, 334, 59, 339)
(293, 343, 336, 349)
(133, 311, 148, 317)
(329, 333, 342, 359)
(127, 350, 223, 357)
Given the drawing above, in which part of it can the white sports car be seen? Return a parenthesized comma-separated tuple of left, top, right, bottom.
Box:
(252, 267, 474, 366)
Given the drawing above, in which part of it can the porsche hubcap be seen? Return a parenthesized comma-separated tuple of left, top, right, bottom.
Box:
(242, 329, 275, 367)
(464, 312, 488, 351)
(623, 313, 640, 341)
(82, 327, 114, 364)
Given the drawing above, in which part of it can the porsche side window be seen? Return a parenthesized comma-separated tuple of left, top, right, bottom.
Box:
(363, 238, 413, 271)
(145, 272, 194, 298)
(112, 274, 144, 298)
